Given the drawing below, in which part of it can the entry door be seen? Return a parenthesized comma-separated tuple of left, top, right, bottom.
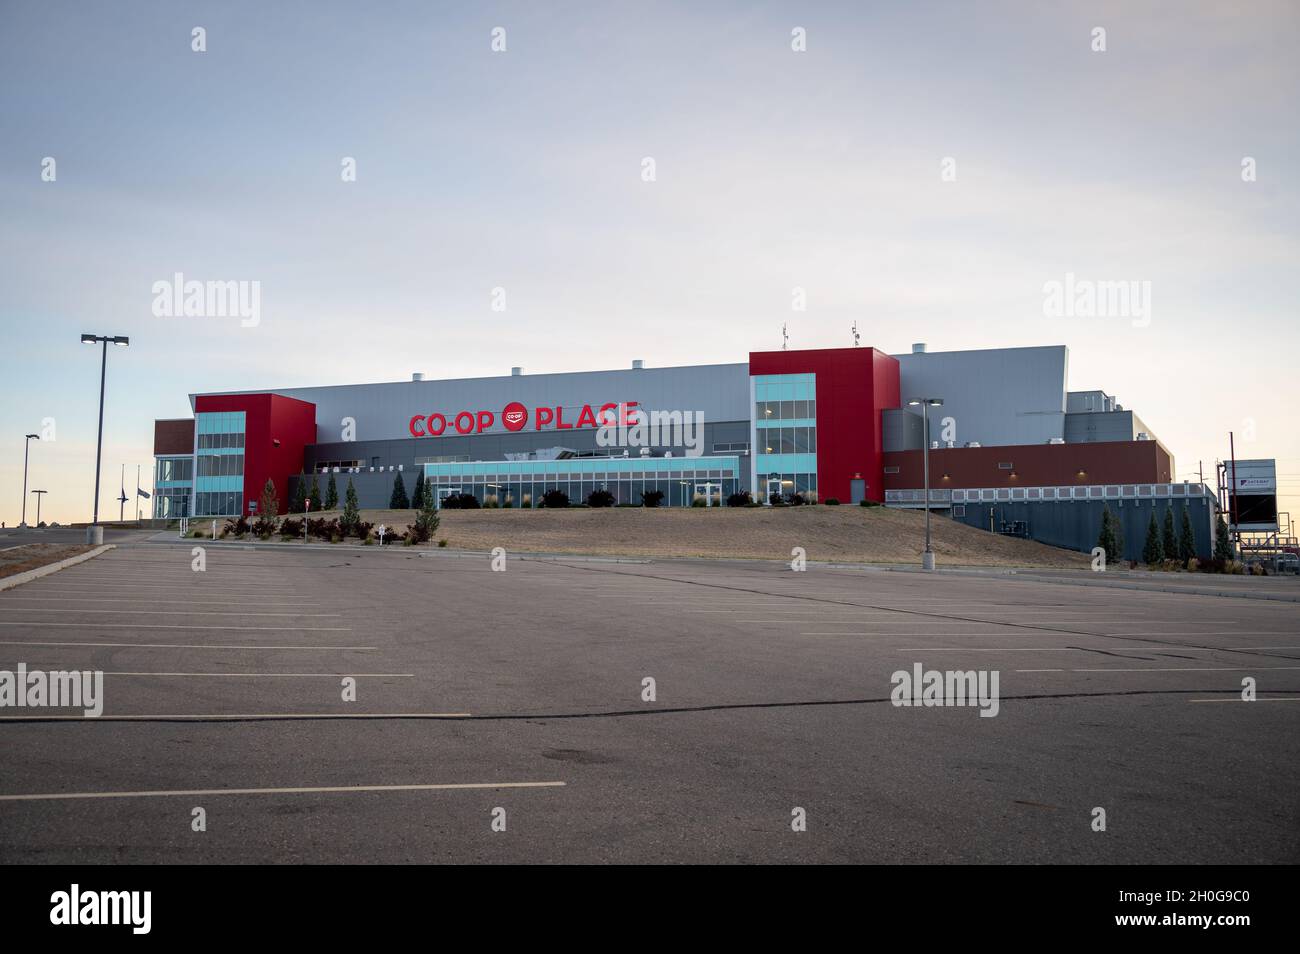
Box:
(850, 479, 866, 505)
(766, 479, 783, 505)
(435, 486, 460, 508)
(695, 482, 721, 506)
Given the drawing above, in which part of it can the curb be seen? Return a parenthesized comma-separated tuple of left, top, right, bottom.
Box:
(0, 544, 116, 592)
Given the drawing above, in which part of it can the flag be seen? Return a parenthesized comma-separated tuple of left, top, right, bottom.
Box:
(137, 488, 152, 499)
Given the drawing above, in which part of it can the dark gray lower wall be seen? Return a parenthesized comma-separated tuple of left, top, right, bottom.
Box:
(950, 496, 1218, 562)
(288, 471, 408, 512)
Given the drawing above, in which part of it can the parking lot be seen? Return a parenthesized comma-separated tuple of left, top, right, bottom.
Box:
(1, 537, 1297, 863)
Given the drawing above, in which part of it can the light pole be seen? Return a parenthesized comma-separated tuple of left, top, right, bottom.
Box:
(908, 397, 944, 570)
(81, 333, 130, 544)
(31, 490, 47, 526)
(21, 433, 39, 527)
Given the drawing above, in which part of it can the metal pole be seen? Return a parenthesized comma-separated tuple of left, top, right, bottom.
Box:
(1229, 431, 1239, 540)
(21, 437, 31, 526)
(920, 402, 930, 566)
(92, 340, 107, 526)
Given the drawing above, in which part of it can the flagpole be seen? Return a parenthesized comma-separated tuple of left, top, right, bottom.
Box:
(136, 464, 141, 521)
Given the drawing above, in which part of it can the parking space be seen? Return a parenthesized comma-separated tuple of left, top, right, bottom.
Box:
(0, 540, 1297, 862)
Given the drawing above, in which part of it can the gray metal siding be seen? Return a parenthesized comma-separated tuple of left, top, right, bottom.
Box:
(892, 346, 1068, 447)
(196, 363, 752, 445)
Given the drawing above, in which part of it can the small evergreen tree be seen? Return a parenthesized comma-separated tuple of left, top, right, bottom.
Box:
(259, 478, 279, 522)
(342, 478, 360, 532)
(1178, 507, 1196, 562)
(325, 473, 339, 511)
(1113, 507, 1126, 562)
(410, 480, 441, 542)
(411, 472, 426, 511)
(1214, 514, 1234, 560)
(1096, 505, 1118, 566)
(307, 475, 322, 513)
(290, 475, 307, 514)
(390, 472, 409, 509)
(1161, 507, 1177, 560)
(1143, 510, 1164, 565)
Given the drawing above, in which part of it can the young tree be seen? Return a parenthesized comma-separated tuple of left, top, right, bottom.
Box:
(342, 478, 360, 532)
(1143, 510, 1164, 565)
(390, 472, 409, 509)
(409, 480, 441, 543)
(1214, 513, 1234, 560)
(259, 478, 279, 521)
(325, 473, 339, 511)
(1161, 507, 1177, 560)
(1178, 507, 1196, 562)
(307, 475, 322, 513)
(1096, 505, 1118, 565)
(411, 472, 426, 511)
(290, 475, 307, 514)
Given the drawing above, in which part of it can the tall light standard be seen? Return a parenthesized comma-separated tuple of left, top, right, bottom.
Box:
(81, 333, 130, 544)
(21, 433, 39, 527)
(908, 397, 944, 571)
(31, 490, 47, 527)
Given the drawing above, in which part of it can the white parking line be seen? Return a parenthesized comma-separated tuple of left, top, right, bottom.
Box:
(0, 640, 376, 651)
(0, 671, 413, 678)
(1021, 666, 1300, 673)
(899, 646, 1300, 652)
(0, 596, 321, 607)
(0, 621, 350, 632)
(0, 780, 563, 801)
(1188, 697, 1300, 703)
(0, 711, 470, 722)
(7, 608, 342, 617)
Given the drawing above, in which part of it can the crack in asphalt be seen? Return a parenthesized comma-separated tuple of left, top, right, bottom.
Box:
(0, 687, 1253, 724)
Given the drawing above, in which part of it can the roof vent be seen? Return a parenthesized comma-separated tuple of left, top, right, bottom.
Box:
(1137, 432, 1149, 441)
(912, 343, 927, 354)
(632, 359, 644, 369)
(412, 372, 424, 382)
(511, 367, 522, 376)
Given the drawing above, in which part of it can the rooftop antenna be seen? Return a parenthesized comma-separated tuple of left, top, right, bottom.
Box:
(782, 323, 788, 351)
(852, 321, 860, 347)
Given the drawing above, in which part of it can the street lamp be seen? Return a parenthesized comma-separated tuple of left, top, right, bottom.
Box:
(31, 490, 47, 527)
(81, 333, 130, 544)
(908, 398, 944, 570)
(21, 433, 39, 527)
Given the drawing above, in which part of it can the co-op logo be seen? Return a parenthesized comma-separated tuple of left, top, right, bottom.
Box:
(409, 401, 639, 438)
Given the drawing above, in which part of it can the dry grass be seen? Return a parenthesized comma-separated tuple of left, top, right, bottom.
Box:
(0, 544, 95, 579)
(299, 505, 1090, 567)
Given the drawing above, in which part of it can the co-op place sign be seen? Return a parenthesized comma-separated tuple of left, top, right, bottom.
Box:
(409, 401, 640, 437)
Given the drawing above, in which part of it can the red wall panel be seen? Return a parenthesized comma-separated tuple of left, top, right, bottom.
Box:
(749, 347, 901, 502)
(882, 440, 1172, 490)
(194, 393, 316, 515)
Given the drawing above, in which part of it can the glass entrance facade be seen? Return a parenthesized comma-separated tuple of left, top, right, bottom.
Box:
(153, 456, 193, 519)
(754, 372, 818, 500)
(423, 455, 741, 507)
(194, 410, 246, 516)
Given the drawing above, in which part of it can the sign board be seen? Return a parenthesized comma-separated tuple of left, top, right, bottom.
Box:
(1229, 458, 1278, 532)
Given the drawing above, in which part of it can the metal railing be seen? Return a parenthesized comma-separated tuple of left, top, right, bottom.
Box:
(885, 482, 1216, 508)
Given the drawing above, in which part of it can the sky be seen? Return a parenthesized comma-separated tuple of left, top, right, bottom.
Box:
(1, 0, 1297, 527)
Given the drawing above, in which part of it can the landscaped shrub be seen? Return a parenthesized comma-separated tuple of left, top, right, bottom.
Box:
(223, 516, 251, 538)
(279, 518, 303, 538)
(787, 493, 806, 506)
(859, 499, 879, 507)
(353, 520, 374, 540)
(726, 491, 752, 507)
(824, 498, 840, 505)
(437, 539, 448, 547)
(640, 490, 664, 508)
(587, 489, 615, 508)
(691, 497, 708, 507)
(769, 493, 785, 506)
(541, 489, 570, 508)
(442, 492, 479, 509)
